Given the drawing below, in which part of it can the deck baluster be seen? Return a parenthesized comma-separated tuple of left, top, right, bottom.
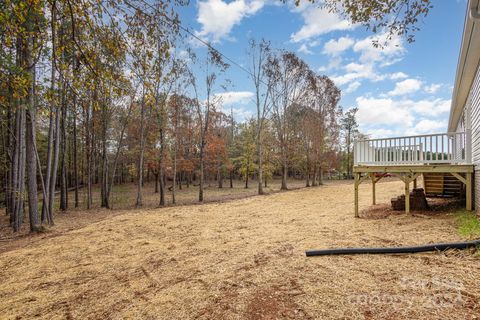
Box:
(354, 132, 470, 166)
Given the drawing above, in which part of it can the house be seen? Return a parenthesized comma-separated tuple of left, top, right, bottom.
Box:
(352, 0, 480, 216)
(449, 0, 480, 210)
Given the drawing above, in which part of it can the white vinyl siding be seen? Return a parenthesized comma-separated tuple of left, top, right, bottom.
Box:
(467, 64, 480, 210)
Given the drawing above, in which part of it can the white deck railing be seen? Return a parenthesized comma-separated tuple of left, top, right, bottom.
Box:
(354, 131, 472, 165)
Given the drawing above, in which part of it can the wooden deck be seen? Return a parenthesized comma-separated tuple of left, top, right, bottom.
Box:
(353, 164, 474, 216)
(353, 132, 471, 166)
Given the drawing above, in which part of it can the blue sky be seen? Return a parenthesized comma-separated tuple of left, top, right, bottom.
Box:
(177, 0, 467, 138)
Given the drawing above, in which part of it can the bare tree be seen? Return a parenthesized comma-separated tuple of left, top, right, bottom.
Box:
(248, 39, 272, 195)
(265, 51, 309, 190)
(341, 108, 359, 179)
(136, 86, 147, 207)
(189, 48, 229, 202)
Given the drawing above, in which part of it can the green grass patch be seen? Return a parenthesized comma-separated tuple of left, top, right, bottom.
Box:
(456, 210, 480, 239)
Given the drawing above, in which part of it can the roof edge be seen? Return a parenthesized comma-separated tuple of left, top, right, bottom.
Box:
(448, 0, 480, 132)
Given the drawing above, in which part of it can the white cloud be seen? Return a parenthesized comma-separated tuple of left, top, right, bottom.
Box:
(195, 0, 264, 42)
(214, 91, 254, 106)
(331, 62, 384, 86)
(389, 72, 408, 80)
(412, 119, 447, 134)
(364, 128, 401, 139)
(409, 98, 451, 116)
(298, 43, 313, 55)
(388, 78, 423, 96)
(344, 62, 371, 73)
(297, 39, 321, 55)
(424, 83, 442, 94)
(327, 33, 406, 88)
(356, 96, 414, 127)
(353, 32, 405, 64)
(345, 81, 361, 93)
(318, 57, 342, 72)
(323, 36, 354, 56)
(355, 95, 451, 138)
(291, 6, 354, 43)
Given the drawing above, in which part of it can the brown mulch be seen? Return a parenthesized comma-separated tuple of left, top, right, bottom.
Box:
(0, 180, 479, 319)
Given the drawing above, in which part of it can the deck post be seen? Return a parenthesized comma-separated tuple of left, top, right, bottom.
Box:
(354, 173, 360, 217)
(370, 173, 376, 205)
(355, 165, 473, 215)
(405, 177, 410, 214)
(466, 172, 473, 211)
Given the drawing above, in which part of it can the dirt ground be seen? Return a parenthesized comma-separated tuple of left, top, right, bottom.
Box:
(0, 179, 479, 319)
(0, 178, 311, 245)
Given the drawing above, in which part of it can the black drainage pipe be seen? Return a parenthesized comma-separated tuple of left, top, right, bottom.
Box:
(305, 239, 480, 257)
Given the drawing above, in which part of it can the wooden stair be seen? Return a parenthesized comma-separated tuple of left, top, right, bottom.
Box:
(423, 173, 464, 198)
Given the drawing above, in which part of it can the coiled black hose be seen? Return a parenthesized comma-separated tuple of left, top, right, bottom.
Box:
(305, 239, 480, 257)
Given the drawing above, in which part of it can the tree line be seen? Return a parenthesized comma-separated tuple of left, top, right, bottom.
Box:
(0, 0, 364, 233)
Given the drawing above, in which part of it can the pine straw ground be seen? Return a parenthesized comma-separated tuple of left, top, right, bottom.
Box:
(0, 179, 479, 319)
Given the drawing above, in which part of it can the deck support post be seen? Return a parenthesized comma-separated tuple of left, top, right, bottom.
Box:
(451, 172, 473, 211)
(370, 173, 376, 205)
(405, 177, 410, 215)
(394, 173, 419, 215)
(353, 165, 474, 215)
(466, 172, 473, 211)
(354, 173, 371, 217)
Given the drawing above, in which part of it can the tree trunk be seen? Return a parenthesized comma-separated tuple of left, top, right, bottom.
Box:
(26, 66, 40, 231)
(5, 101, 13, 217)
(281, 153, 288, 190)
(48, 105, 61, 218)
(101, 137, 108, 208)
(42, 7, 56, 220)
(11, 105, 26, 232)
(42, 109, 54, 221)
(312, 165, 318, 186)
(199, 142, 205, 202)
(159, 128, 165, 206)
(1, 108, 9, 216)
(59, 86, 68, 211)
(72, 57, 79, 208)
(10, 109, 19, 226)
(85, 104, 92, 209)
(154, 173, 159, 193)
(172, 145, 177, 204)
(257, 142, 264, 195)
(218, 165, 223, 188)
(172, 109, 178, 205)
(159, 166, 165, 205)
(100, 100, 109, 208)
(136, 94, 146, 207)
